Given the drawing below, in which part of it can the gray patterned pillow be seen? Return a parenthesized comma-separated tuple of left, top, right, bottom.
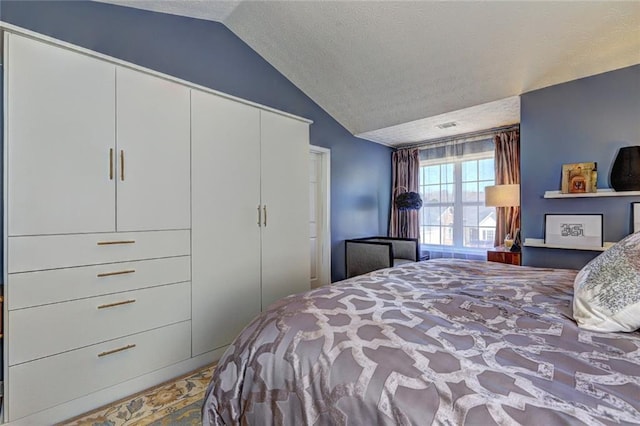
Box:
(573, 231, 640, 332)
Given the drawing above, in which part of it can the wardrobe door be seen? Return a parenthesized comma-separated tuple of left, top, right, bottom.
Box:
(191, 91, 261, 356)
(6, 34, 116, 236)
(260, 111, 310, 309)
(115, 67, 191, 232)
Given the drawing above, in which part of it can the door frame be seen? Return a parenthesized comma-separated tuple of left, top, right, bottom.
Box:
(310, 145, 331, 287)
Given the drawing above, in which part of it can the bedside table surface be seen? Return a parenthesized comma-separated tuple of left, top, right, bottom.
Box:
(487, 248, 521, 265)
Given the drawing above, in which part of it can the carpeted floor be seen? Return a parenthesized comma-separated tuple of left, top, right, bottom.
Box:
(60, 363, 215, 426)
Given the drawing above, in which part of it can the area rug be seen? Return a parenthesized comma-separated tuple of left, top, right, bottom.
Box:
(61, 363, 215, 426)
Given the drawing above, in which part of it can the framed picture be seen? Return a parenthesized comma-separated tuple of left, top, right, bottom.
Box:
(544, 214, 603, 249)
(561, 162, 597, 194)
(634, 203, 640, 233)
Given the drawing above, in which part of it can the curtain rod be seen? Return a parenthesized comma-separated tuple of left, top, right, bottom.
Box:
(397, 123, 520, 150)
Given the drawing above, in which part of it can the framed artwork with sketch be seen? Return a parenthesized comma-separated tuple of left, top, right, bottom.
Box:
(544, 214, 603, 249)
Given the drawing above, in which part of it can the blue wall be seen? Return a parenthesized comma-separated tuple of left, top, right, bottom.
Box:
(521, 65, 640, 269)
(1, 0, 393, 282)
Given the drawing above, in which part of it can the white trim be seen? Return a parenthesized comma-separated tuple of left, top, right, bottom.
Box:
(0, 22, 313, 125)
(309, 145, 331, 286)
(3, 32, 9, 421)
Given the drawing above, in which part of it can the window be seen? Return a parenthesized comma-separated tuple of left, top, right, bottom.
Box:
(419, 140, 495, 252)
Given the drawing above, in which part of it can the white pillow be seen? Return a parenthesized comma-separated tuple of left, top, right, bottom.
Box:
(573, 231, 640, 332)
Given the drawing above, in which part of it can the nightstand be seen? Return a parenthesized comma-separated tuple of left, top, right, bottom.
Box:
(487, 247, 521, 265)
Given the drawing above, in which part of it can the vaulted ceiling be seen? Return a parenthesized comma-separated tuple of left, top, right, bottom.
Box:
(96, 1, 640, 146)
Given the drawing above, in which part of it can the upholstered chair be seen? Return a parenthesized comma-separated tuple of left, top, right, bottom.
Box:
(345, 237, 420, 278)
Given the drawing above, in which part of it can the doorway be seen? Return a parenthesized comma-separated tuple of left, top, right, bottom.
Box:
(309, 146, 330, 288)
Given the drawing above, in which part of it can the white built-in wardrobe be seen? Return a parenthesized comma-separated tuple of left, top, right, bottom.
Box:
(2, 30, 310, 424)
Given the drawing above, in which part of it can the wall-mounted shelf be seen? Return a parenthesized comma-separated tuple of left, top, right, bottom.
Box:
(523, 238, 614, 251)
(544, 189, 640, 198)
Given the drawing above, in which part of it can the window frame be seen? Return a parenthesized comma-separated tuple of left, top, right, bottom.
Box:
(419, 150, 495, 254)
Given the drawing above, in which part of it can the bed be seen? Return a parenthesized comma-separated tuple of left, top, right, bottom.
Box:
(202, 258, 640, 425)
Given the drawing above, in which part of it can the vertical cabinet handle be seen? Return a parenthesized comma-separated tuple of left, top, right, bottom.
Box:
(120, 150, 125, 181)
(263, 205, 267, 227)
(257, 205, 262, 227)
(109, 148, 114, 180)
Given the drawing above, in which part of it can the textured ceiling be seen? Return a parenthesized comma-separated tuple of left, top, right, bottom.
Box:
(94, 0, 241, 22)
(95, 1, 640, 146)
(356, 96, 521, 146)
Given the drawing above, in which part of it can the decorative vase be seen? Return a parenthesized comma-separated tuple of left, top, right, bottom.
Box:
(610, 146, 640, 191)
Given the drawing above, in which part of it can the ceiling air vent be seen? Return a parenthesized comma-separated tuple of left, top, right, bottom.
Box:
(436, 121, 458, 129)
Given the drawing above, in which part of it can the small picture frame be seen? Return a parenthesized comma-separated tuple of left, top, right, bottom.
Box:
(561, 162, 597, 194)
(544, 214, 603, 249)
(634, 203, 640, 233)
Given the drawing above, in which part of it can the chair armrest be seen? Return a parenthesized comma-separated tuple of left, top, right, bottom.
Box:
(345, 240, 393, 278)
(387, 238, 419, 261)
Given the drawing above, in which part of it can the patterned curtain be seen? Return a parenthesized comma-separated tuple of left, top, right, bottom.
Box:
(389, 148, 420, 239)
(493, 129, 521, 246)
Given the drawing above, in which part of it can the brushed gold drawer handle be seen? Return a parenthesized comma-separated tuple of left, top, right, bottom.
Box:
(98, 343, 136, 358)
(97, 240, 136, 246)
(97, 299, 136, 309)
(97, 269, 136, 278)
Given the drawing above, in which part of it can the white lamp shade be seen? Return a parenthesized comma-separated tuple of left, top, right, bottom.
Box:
(485, 184, 520, 207)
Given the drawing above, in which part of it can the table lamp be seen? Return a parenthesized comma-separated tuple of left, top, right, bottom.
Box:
(485, 184, 520, 250)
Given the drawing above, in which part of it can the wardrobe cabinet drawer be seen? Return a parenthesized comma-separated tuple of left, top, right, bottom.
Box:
(7, 320, 191, 421)
(9, 281, 191, 365)
(8, 229, 190, 273)
(8, 256, 191, 310)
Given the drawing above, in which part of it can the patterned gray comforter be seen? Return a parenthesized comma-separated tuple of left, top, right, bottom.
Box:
(202, 259, 640, 425)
